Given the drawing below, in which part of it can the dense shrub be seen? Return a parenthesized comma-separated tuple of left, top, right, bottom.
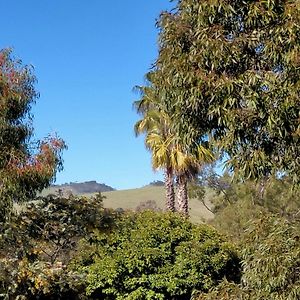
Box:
(195, 280, 248, 300)
(241, 216, 300, 299)
(0, 193, 116, 299)
(212, 199, 266, 242)
(71, 211, 241, 299)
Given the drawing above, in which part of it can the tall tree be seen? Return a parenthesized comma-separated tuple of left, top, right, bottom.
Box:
(0, 49, 66, 220)
(134, 101, 176, 212)
(153, 0, 300, 183)
(174, 144, 214, 216)
(134, 76, 214, 215)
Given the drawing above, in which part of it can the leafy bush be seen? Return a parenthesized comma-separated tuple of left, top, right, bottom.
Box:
(72, 211, 241, 299)
(0, 258, 86, 299)
(195, 279, 248, 300)
(0, 192, 117, 299)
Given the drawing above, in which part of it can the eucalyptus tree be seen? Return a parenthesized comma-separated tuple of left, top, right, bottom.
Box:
(0, 49, 66, 220)
(154, 0, 300, 183)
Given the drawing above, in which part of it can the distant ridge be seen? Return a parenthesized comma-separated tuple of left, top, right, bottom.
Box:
(146, 180, 164, 187)
(52, 181, 115, 195)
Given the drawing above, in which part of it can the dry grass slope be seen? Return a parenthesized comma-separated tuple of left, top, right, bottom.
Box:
(101, 186, 214, 223)
(41, 185, 214, 223)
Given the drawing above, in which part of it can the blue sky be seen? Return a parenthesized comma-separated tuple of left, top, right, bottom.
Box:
(1, 1, 175, 190)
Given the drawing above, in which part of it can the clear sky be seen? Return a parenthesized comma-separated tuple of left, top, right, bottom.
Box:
(1, 1, 175, 190)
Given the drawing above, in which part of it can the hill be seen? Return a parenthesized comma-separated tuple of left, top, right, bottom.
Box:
(43, 181, 115, 195)
(42, 184, 214, 223)
(101, 186, 214, 223)
(146, 180, 164, 187)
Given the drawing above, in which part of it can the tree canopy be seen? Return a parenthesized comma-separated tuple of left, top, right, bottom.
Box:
(150, 0, 300, 182)
(0, 49, 66, 220)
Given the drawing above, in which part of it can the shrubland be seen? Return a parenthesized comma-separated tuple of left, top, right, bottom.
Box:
(197, 215, 300, 300)
(2, 179, 299, 299)
(208, 176, 300, 242)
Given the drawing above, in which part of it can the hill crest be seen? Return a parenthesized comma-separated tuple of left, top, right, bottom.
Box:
(52, 180, 115, 194)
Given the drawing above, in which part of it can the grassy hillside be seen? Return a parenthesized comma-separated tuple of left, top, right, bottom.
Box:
(101, 186, 214, 223)
(41, 185, 215, 223)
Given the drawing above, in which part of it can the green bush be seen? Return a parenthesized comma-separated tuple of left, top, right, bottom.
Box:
(0, 193, 116, 299)
(72, 211, 241, 299)
(195, 279, 248, 300)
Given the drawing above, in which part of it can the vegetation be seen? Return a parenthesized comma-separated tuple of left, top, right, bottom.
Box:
(0, 193, 116, 299)
(207, 176, 300, 242)
(134, 101, 176, 212)
(134, 0, 300, 215)
(135, 199, 161, 212)
(0, 49, 66, 221)
(197, 215, 300, 300)
(100, 185, 215, 223)
(71, 211, 240, 299)
(134, 71, 214, 216)
(0, 0, 299, 298)
(151, 0, 300, 182)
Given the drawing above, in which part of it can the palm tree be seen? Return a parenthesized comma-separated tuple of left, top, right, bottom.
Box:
(134, 100, 176, 212)
(135, 108, 214, 216)
(134, 73, 214, 216)
(172, 144, 214, 216)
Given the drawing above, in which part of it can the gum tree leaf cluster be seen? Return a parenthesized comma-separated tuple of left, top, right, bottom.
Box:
(151, 0, 300, 182)
(198, 215, 300, 299)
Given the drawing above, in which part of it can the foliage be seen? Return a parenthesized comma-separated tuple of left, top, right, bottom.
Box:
(195, 279, 247, 300)
(242, 215, 300, 299)
(197, 166, 233, 206)
(149, 0, 300, 182)
(0, 258, 86, 300)
(134, 102, 176, 212)
(0, 193, 116, 299)
(134, 75, 214, 215)
(210, 176, 300, 241)
(198, 215, 300, 300)
(0, 49, 66, 220)
(72, 211, 241, 299)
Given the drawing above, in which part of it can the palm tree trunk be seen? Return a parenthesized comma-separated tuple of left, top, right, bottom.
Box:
(165, 167, 175, 212)
(176, 175, 189, 216)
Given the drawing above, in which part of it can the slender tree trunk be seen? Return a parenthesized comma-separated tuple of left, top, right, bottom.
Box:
(165, 167, 175, 212)
(176, 175, 189, 216)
